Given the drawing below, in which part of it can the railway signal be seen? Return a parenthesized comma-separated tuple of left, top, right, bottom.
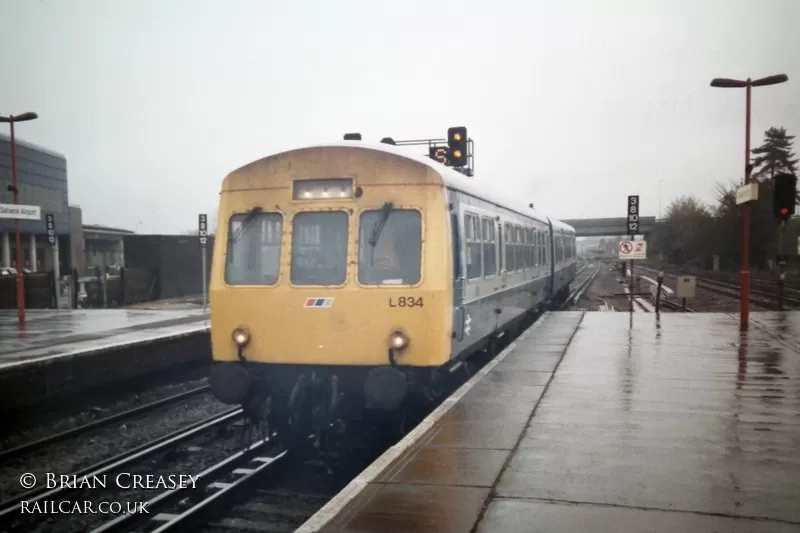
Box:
(447, 126, 467, 167)
(772, 173, 797, 222)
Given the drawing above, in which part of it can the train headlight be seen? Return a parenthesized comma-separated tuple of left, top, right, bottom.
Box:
(232, 327, 251, 347)
(389, 330, 409, 351)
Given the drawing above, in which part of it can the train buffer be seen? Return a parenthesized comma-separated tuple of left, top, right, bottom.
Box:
(297, 311, 800, 533)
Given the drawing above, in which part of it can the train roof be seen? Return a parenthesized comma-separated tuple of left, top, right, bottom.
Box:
(282, 141, 576, 234)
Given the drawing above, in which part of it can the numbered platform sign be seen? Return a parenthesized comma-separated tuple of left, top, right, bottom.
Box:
(198, 214, 208, 248)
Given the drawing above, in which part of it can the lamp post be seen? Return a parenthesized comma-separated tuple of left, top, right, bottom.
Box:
(0, 111, 39, 326)
(710, 74, 788, 331)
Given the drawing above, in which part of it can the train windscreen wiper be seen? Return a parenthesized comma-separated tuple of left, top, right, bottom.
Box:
(229, 206, 263, 244)
(368, 202, 394, 266)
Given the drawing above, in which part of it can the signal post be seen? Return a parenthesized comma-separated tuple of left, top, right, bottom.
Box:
(772, 172, 797, 310)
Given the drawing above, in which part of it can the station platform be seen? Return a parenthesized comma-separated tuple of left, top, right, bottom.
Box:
(0, 309, 210, 412)
(298, 310, 800, 533)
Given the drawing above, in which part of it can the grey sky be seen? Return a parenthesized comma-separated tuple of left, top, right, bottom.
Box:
(2, 0, 798, 234)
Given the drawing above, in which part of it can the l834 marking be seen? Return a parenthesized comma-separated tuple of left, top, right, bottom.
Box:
(389, 297, 424, 308)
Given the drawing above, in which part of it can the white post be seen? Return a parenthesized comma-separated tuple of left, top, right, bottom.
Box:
(1, 231, 9, 267)
(29, 234, 38, 272)
(202, 246, 207, 313)
(53, 235, 61, 282)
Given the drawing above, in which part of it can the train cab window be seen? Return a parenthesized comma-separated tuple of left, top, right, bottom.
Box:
(225, 212, 283, 285)
(481, 217, 497, 277)
(358, 209, 421, 285)
(515, 226, 524, 270)
(291, 211, 349, 286)
(464, 213, 482, 280)
(504, 223, 515, 271)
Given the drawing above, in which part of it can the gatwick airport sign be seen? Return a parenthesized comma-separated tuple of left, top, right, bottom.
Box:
(0, 203, 41, 220)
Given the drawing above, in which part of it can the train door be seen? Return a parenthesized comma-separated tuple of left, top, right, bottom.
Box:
(451, 211, 466, 342)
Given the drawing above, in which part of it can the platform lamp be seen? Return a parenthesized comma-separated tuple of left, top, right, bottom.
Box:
(0, 112, 39, 326)
(709, 74, 788, 331)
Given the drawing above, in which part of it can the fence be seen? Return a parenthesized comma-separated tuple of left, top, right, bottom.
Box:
(0, 272, 57, 309)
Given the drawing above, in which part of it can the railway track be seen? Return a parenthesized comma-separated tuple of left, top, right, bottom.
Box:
(0, 385, 212, 461)
(0, 408, 244, 532)
(88, 436, 286, 533)
(561, 262, 600, 309)
(639, 265, 800, 310)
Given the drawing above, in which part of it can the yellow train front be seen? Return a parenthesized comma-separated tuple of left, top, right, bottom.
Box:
(209, 139, 577, 440)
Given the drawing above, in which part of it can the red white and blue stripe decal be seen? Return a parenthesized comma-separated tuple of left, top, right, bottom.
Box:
(304, 297, 334, 308)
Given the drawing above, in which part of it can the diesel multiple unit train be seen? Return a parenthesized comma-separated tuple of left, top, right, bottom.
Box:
(209, 135, 578, 442)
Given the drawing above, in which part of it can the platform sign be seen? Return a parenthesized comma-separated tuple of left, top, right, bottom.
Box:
(676, 276, 696, 299)
(627, 195, 639, 235)
(198, 214, 208, 248)
(45, 214, 56, 246)
(618, 240, 647, 260)
(199, 214, 208, 313)
(0, 203, 41, 220)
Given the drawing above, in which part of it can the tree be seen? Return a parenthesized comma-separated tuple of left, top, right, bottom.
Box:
(751, 127, 798, 182)
(663, 196, 714, 267)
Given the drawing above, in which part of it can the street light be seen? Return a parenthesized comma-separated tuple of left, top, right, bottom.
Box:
(710, 74, 788, 331)
(0, 111, 39, 326)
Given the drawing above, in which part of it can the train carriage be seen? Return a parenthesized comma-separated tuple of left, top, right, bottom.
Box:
(209, 140, 576, 439)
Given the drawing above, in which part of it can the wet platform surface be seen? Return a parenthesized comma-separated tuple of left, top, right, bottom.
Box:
(0, 309, 209, 367)
(300, 311, 800, 532)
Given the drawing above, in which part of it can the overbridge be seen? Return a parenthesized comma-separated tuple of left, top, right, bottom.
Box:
(563, 216, 656, 237)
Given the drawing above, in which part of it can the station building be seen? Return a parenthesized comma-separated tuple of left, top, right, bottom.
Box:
(0, 133, 78, 274)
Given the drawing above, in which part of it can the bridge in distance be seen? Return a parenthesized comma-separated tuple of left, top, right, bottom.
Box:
(563, 216, 656, 237)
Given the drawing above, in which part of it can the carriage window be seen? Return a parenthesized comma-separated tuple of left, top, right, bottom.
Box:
(481, 217, 497, 277)
(359, 209, 421, 285)
(514, 226, 524, 270)
(225, 213, 283, 285)
(464, 213, 482, 280)
(291, 211, 348, 285)
(544, 233, 550, 265)
(524, 228, 533, 268)
(504, 222, 515, 271)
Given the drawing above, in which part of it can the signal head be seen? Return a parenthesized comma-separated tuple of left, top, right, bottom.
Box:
(772, 172, 797, 221)
(446, 126, 468, 167)
(447, 126, 467, 145)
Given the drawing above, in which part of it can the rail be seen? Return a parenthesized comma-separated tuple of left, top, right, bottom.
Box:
(0, 386, 211, 461)
(0, 408, 243, 519)
(88, 440, 287, 533)
(561, 263, 601, 309)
